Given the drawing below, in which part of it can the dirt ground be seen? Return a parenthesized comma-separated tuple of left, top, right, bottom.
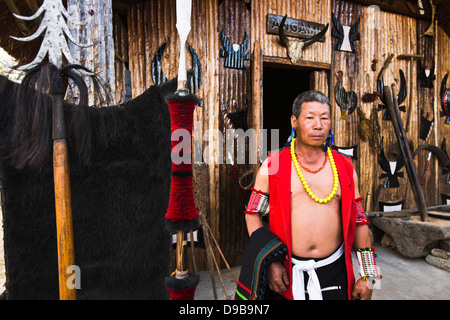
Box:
(194, 242, 450, 300)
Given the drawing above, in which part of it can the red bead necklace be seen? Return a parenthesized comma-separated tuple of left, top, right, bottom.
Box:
(296, 152, 327, 174)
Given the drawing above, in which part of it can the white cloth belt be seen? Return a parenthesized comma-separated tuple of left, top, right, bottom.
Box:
(291, 243, 344, 300)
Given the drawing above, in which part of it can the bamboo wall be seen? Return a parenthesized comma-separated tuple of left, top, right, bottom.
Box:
(115, 0, 450, 271)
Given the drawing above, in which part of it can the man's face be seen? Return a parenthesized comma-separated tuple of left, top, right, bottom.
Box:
(291, 101, 331, 148)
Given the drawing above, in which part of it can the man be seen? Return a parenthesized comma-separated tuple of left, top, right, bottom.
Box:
(244, 90, 380, 300)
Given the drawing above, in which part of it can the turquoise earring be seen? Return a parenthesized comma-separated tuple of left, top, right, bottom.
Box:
(323, 129, 334, 151)
(286, 127, 296, 147)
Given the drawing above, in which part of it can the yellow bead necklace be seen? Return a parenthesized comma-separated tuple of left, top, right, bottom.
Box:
(290, 138, 339, 204)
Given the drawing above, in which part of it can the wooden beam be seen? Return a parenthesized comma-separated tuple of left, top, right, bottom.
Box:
(397, 54, 422, 59)
(367, 205, 450, 217)
(263, 55, 331, 70)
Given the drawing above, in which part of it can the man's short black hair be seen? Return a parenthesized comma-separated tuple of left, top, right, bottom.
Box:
(292, 90, 331, 118)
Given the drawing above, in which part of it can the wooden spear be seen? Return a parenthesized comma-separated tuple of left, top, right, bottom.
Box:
(173, 0, 192, 281)
(51, 75, 76, 300)
(164, 0, 201, 300)
(173, 0, 192, 276)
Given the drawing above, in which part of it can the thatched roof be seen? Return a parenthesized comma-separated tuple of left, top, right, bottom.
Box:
(0, 0, 448, 64)
(0, 0, 44, 64)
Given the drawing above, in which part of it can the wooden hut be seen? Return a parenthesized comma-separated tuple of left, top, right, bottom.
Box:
(1, 0, 449, 271)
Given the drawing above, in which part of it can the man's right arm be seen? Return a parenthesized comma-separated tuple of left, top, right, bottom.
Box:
(245, 158, 270, 236)
(244, 158, 289, 293)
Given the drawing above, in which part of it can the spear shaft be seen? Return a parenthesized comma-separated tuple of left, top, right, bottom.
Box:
(51, 76, 76, 300)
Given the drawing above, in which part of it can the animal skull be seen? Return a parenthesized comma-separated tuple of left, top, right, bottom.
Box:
(278, 15, 329, 64)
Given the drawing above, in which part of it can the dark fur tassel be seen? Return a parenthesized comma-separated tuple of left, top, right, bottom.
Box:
(4, 63, 108, 169)
(0, 73, 176, 299)
(362, 91, 381, 103)
(8, 64, 57, 169)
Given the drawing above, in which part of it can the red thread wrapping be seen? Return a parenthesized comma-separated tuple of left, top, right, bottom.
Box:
(165, 99, 198, 223)
(354, 197, 370, 226)
(167, 286, 197, 300)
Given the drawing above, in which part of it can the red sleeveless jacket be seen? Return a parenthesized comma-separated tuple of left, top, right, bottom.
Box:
(267, 147, 357, 300)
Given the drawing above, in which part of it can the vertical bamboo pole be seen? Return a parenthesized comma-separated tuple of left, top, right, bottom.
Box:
(252, 40, 262, 172)
(176, 230, 185, 274)
(433, 19, 439, 205)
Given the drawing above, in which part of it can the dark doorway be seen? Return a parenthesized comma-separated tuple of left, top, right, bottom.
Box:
(263, 65, 311, 152)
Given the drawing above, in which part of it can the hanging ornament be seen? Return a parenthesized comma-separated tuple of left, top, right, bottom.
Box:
(417, 60, 435, 88)
(150, 41, 203, 97)
(331, 12, 360, 53)
(334, 71, 357, 119)
(3, 0, 92, 71)
(377, 69, 407, 120)
(219, 29, 251, 69)
(378, 137, 405, 188)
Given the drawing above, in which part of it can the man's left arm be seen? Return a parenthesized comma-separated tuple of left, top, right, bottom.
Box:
(351, 170, 381, 300)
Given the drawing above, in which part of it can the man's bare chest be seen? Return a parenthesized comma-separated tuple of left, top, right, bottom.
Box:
(290, 162, 341, 200)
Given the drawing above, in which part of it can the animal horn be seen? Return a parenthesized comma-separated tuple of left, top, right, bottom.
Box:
(414, 144, 450, 171)
(278, 15, 289, 47)
(303, 23, 329, 47)
(440, 73, 448, 102)
(397, 69, 407, 105)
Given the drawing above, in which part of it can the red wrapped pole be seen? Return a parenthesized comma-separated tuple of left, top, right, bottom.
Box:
(164, 92, 201, 299)
(165, 0, 200, 300)
(165, 95, 199, 232)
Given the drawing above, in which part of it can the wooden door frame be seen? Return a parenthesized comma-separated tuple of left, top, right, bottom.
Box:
(251, 46, 331, 175)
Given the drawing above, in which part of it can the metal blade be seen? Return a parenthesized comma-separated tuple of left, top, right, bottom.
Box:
(176, 0, 192, 87)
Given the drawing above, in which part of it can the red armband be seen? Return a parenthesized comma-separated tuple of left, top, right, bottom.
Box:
(353, 197, 370, 226)
(245, 188, 269, 216)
